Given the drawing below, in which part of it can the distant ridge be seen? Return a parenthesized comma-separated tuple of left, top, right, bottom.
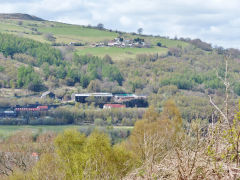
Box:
(0, 13, 44, 21)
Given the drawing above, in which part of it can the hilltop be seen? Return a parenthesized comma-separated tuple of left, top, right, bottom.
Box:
(0, 13, 44, 21)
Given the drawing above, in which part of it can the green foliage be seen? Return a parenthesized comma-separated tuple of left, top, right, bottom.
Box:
(0, 33, 62, 66)
(130, 80, 145, 92)
(204, 78, 224, 89)
(30, 153, 66, 180)
(1, 18, 240, 126)
(161, 74, 195, 90)
(126, 103, 182, 178)
(206, 100, 240, 176)
(17, 65, 44, 91)
(56, 65, 67, 79)
(41, 63, 50, 78)
(49, 106, 143, 126)
(73, 54, 123, 86)
(222, 101, 240, 165)
(102, 65, 123, 85)
(55, 129, 86, 179)
(160, 71, 225, 90)
(67, 68, 81, 83)
(202, 74, 223, 90)
(94, 118, 105, 126)
(0, 65, 4, 72)
(52, 129, 136, 179)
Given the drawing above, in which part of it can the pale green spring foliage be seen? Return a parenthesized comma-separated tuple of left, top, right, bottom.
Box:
(8, 129, 136, 180)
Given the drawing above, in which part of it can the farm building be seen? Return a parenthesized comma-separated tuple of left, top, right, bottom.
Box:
(114, 94, 147, 102)
(114, 94, 148, 107)
(41, 91, 55, 99)
(73, 92, 148, 108)
(74, 93, 113, 103)
(103, 104, 126, 109)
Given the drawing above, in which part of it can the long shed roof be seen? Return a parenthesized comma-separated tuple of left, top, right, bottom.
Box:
(75, 93, 113, 97)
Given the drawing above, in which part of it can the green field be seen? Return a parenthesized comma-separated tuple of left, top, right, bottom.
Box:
(76, 46, 169, 61)
(123, 33, 189, 48)
(0, 18, 190, 48)
(0, 125, 133, 138)
(0, 18, 191, 63)
(38, 24, 118, 43)
(0, 19, 118, 44)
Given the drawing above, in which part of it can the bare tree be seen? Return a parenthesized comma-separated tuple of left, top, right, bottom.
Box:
(208, 59, 231, 127)
(207, 58, 240, 178)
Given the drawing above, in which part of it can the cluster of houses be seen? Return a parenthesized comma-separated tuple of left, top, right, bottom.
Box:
(91, 37, 150, 48)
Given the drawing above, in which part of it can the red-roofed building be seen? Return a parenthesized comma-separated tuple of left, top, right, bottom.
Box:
(103, 104, 126, 109)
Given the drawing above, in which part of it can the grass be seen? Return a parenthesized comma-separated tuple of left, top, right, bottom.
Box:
(123, 33, 189, 48)
(0, 22, 30, 33)
(38, 24, 118, 43)
(76, 46, 168, 61)
(0, 19, 190, 48)
(0, 18, 191, 64)
(0, 20, 118, 44)
(0, 125, 133, 138)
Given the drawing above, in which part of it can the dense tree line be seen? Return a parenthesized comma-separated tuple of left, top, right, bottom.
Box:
(73, 54, 124, 86)
(17, 66, 45, 91)
(160, 71, 225, 90)
(0, 33, 63, 66)
(4, 130, 136, 179)
(40, 54, 124, 88)
(0, 106, 144, 126)
(0, 33, 124, 92)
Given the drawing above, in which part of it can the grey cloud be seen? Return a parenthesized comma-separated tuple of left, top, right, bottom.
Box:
(0, 0, 240, 48)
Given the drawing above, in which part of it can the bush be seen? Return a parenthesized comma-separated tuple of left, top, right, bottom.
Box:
(157, 42, 162, 47)
(44, 33, 56, 42)
(94, 118, 105, 126)
(168, 47, 182, 57)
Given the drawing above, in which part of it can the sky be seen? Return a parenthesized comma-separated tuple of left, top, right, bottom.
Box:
(0, 0, 239, 49)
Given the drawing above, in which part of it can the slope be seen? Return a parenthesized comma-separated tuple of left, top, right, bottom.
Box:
(0, 13, 240, 123)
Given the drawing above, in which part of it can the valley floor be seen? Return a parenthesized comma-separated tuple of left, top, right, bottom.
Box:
(0, 125, 133, 138)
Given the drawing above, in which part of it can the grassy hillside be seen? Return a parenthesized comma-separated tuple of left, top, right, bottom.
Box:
(76, 46, 168, 61)
(1, 14, 240, 123)
(0, 15, 188, 61)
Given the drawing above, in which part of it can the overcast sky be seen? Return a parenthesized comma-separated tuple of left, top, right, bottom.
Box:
(0, 0, 239, 49)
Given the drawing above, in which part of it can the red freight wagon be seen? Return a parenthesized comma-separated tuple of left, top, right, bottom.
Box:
(15, 106, 48, 112)
(15, 108, 40, 111)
